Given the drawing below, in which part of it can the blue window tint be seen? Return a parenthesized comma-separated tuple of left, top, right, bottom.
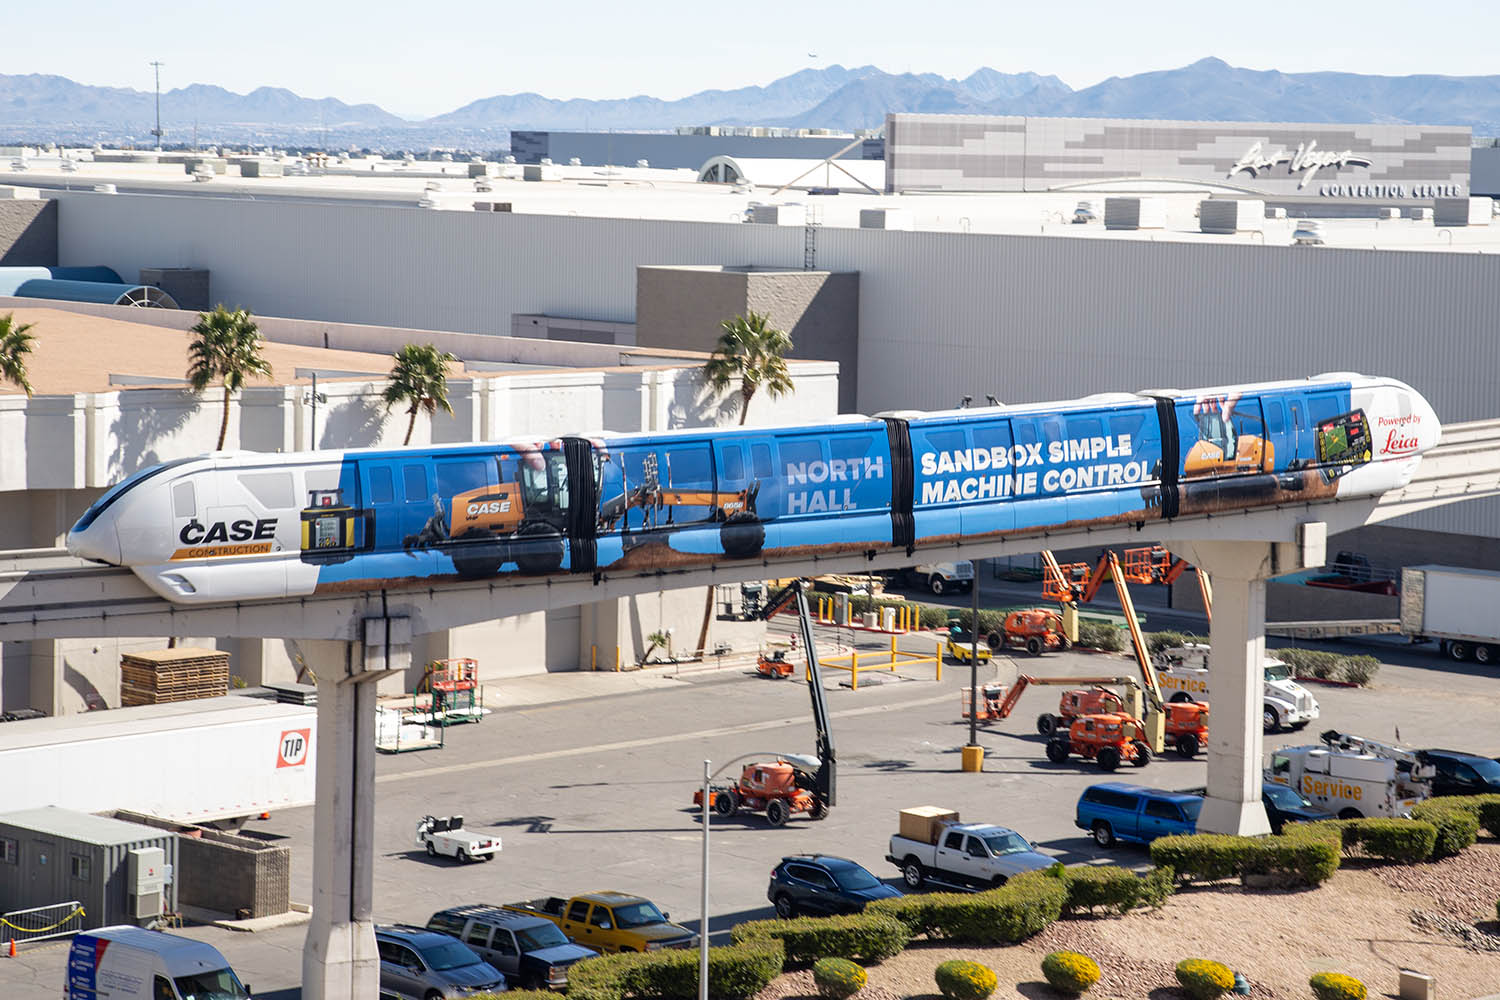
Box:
(720, 445, 745, 484)
(368, 467, 395, 505)
(751, 444, 773, 480)
(436, 460, 491, 499)
(403, 465, 428, 502)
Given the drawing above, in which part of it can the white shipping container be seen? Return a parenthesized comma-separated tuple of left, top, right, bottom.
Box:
(0, 695, 315, 825)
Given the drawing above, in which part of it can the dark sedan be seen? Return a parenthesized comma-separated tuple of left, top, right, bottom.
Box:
(1261, 781, 1336, 833)
(768, 854, 902, 918)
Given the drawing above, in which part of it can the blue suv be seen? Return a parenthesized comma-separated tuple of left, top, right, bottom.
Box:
(767, 854, 902, 917)
(1075, 783, 1201, 847)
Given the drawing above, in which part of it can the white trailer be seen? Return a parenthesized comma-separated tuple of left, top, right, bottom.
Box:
(1401, 565, 1500, 664)
(0, 694, 315, 827)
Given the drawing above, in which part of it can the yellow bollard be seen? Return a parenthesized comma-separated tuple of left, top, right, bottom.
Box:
(850, 650, 859, 691)
(591, 645, 597, 672)
(961, 744, 985, 772)
(935, 638, 943, 681)
(890, 635, 898, 671)
(614, 646, 621, 672)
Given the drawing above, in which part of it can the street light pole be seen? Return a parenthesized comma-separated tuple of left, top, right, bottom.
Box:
(149, 61, 164, 151)
(699, 758, 710, 1000)
(969, 564, 980, 748)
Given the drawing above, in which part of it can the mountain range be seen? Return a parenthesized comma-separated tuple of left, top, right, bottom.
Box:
(4, 58, 1498, 149)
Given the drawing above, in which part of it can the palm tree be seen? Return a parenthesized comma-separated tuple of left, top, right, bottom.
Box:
(702, 311, 795, 425)
(383, 343, 457, 445)
(0, 313, 36, 397)
(187, 306, 273, 450)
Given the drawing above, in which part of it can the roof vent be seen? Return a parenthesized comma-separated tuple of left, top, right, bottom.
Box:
(93, 183, 117, 194)
(1292, 220, 1325, 246)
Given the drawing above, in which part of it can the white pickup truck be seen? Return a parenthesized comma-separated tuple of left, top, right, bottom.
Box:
(886, 820, 1055, 890)
(416, 815, 500, 862)
(1154, 644, 1319, 734)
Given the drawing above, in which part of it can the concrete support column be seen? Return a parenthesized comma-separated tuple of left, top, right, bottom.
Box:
(299, 617, 409, 1000)
(1188, 527, 1326, 837)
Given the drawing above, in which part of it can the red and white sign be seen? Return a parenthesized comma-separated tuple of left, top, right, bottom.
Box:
(277, 728, 311, 768)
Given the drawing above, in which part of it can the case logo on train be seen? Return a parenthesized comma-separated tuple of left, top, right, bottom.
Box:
(171, 517, 278, 559)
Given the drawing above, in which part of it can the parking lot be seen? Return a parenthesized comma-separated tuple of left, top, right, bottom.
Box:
(4, 625, 1496, 999)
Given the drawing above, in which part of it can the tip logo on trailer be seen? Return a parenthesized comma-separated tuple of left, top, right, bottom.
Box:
(277, 729, 311, 768)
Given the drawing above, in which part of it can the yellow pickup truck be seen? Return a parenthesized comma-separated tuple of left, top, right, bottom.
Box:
(502, 892, 696, 954)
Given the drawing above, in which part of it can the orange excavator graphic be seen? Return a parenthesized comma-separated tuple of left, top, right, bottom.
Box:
(597, 451, 765, 558)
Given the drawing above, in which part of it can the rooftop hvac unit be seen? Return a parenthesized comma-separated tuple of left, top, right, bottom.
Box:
(635, 159, 649, 168)
(1266, 206, 1288, 219)
(1104, 197, 1165, 231)
(474, 178, 494, 193)
(1073, 200, 1098, 224)
(128, 846, 165, 920)
(59, 158, 78, 173)
(424, 181, 443, 191)
(1433, 197, 1491, 227)
(859, 208, 913, 230)
(1410, 207, 1432, 221)
(569, 157, 582, 166)
(1377, 207, 1399, 220)
(1292, 220, 1326, 246)
(1199, 199, 1264, 234)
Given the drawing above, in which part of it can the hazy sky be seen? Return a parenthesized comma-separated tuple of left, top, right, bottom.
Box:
(11, 0, 1500, 119)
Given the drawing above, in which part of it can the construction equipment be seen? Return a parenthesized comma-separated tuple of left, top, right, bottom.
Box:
(1046, 714, 1153, 771)
(1041, 548, 1170, 751)
(1043, 545, 1214, 623)
(599, 450, 764, 557)
(945, 628, 993, 664)
(991, 608, 1070, 656)
(1268, 730, 1435, 818)
(695, 579, 835, 825)
(756, 640, 796, 679)
(402, 447, 571, 576)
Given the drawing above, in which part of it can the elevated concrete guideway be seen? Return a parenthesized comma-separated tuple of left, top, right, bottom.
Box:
(2, 419, 1497, 1000)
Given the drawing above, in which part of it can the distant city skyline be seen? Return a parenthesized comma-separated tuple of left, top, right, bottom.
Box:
(11, 0, 1500, 119)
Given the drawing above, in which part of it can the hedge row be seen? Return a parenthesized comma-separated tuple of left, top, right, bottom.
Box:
(1060, 863, 1175, 915)
(866, 870, 1066, 945)
(1150, 825, 1343, 887)
(1411, 793, 1500, 841)
(731, 913, 908, 965)
(1271, 648, 1381, 686)
(561, 938, 784, 1000)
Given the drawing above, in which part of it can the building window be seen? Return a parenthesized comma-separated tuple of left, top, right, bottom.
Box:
(0, 838, 15, 864)
(70, 855, 90, 880)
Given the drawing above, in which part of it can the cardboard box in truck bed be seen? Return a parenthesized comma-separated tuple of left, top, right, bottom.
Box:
(899, 806, 959, 844)
(0, 694, 314, 825)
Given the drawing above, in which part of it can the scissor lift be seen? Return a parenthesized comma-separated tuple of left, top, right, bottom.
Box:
(422, 658, 485, 726)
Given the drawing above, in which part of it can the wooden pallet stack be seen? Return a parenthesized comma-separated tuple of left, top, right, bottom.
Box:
(120, 648, 230, 706)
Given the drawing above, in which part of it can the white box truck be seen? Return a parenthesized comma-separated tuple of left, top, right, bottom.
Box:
(0, 694, 314, 828)
(1154, 644, 1319, 733)
(1401, 565, 1500, 664)
(67, 925, 251, 999)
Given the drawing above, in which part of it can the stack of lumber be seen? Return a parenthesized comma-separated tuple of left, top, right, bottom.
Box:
(120, 647, 230, 705)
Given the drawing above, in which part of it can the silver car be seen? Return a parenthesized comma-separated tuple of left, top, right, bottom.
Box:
(375, 925, 506, 999)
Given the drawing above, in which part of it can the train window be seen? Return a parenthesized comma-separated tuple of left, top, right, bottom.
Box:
(829, 433, 877, 466)
(920, 428, 965, 458)
(1066, 414, 1105, 442)
(665, 446, 712, 490)
(436, 460, 491, 499)
(1108, 409, 1147, 442)
(751, 444, 773, 480)
(973, 421, 1012, 453)
(172, 481, 195, 518)
(403, 466, 429, 503)
(1307, 392, 1343, 428)
(1263, 400, 1285, 435)
(779, 439, 824, 478)
(368, 467, 395, 505)
(241, 472, 293, 510)
(720, 445, 746, 484)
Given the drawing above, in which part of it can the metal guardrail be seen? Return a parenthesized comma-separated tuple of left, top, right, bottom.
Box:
(1264, 619, 1403, 639)
(1, 900, 85, 945)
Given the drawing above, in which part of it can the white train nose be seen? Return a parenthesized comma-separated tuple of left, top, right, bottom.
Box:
(1413, 392, 1441, 451)
(67, 519, 121, 565)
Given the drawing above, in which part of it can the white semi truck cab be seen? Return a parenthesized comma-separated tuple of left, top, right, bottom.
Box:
(1154, 643, 1319, 733)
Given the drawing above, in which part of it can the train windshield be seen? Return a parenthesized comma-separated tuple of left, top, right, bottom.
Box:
(519, 452, 570, 511)
(72, 458, 197, 532)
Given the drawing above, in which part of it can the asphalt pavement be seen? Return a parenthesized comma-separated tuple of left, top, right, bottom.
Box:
(2, 623, 1494, 999)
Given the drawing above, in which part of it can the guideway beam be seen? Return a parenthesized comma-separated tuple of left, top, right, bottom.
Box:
(299, 616, 410, 1000)
(1186, 526, 1326, 837)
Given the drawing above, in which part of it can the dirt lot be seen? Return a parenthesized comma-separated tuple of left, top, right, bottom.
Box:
(758, 844, 1500, 1000)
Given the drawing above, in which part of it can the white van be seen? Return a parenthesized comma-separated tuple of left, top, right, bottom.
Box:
(67, 926, 251, 1000)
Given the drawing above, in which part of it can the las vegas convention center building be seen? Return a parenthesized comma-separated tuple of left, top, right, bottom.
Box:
(1, 108, 1498, 710)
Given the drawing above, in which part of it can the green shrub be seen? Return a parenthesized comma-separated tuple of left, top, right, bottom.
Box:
(812, 957, 866, 999)
(1076, 621, 1123, 652)
(1174, 958, 1236, 1000)
(566, 939, 783, 1000)
(1409, 793, 1500, 838)
(1137, 865, 1177, 908)
(1345, 818, 1437, 862)
(1062, 864, 1145, 915)
(1309, 971, 1367, 1000)
(1041, 951, 1101, 994)
(1274, 648, 1381, 686)
(934, 959, 998, 1000)
(1408, 801, 1480, 859)
(867, 870, 1065, 945)
(1145, 630, 1207, 656)
(1153, 828, 1341, 887)
(919, 605, 951, 630)
(731, 913, 907, 964)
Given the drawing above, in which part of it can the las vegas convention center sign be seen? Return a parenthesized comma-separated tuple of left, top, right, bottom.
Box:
(1228, 139, 1464, 198)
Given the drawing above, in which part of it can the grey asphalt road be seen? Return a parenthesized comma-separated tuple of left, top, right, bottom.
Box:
(4, 637, 1493, 999)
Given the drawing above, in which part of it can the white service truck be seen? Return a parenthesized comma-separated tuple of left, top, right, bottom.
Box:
(1267, 732, 1433, 819)
(1401, 565, 1500, 664)
(1154, 644, 1319, 733)
(0, 694, 315, 828)
(417, 815, 501, 862)
(909, 561, 973, 595)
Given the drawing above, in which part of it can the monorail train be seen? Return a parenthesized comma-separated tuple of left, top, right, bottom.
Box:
(67, 374, 1440, 605)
